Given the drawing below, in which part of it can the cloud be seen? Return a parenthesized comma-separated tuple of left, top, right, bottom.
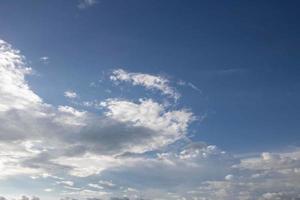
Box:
(49, 143, 300, 199)
(100, 98, 194, 151)
(64, 90, 78, 99)
(0, 196, 40, 200)
(3, 141, 300, 200)
(57, 180, 75, 187)
(110, 69, 180, 100)
(97, 146, 300, 200)
(98, 180, 116, 188)
(39, 56, 49, 64)
(88, 183, 104, 190)
(0, 40, 42, 112)
(259, 192, 300, 200)
(0, 141, 44, 179)
(77, 0, 98, 9)
(44, 188, 53, 192)
(186, 149, 300, 200)
(177, 80, 202, 93)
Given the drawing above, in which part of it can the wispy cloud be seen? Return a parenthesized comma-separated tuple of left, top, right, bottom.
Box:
(177, 80, 202, 93)
(110, 68, 180, 100)
(77, 0, 98, 10)
(39, 56, 49, 64)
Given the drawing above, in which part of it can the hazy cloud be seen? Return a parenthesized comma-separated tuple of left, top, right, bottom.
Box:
(77, 0, 98, 9)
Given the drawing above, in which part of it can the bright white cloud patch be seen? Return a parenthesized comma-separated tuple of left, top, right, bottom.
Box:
(0, 40, 42, 112)
(101, 98, 194, 151)
(110, 68, 180, 100)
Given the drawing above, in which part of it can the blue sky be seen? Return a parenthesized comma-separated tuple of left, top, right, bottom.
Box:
(0, 1, 300, 200)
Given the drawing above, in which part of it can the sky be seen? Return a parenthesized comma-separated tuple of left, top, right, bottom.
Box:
(0, 0, 300, 200)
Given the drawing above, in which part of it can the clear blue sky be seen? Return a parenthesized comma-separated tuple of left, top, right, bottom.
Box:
(0, 1, 300, 199)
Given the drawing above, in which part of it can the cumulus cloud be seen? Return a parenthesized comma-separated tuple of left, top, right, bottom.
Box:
(100, 98, 194, 151)
(110, 69, 180, 100)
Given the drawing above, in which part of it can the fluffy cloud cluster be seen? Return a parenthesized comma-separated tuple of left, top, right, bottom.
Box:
(110, 69, 180, 100)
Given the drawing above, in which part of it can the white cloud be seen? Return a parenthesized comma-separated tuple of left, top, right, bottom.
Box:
(60, 189, 109, 198)
(56, 105, 87, 126)
(57, 180, 74, 187)
(0, 141, 44, 179)
(43, 188, 53, 192)
(98, 180, 116, 188)
(3, 147, 300, 199)
(77, 0, 98, 9)
(236, 151, 300, 171)
(224, 174, 234, 181)
(0, 40, 42, 112)
(110, 69, 180, 100)
(64, 90, 78, 99)
(101, 98, 194, 152)
(88, 183, 104, 190)
(259, 192, 300, 200)
(53, 153, 122, 177)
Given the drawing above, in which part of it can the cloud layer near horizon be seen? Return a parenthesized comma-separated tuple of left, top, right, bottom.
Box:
(1, 39, 300, 200)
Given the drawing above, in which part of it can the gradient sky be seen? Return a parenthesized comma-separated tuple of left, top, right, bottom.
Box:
(0, 1, 300, 200)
